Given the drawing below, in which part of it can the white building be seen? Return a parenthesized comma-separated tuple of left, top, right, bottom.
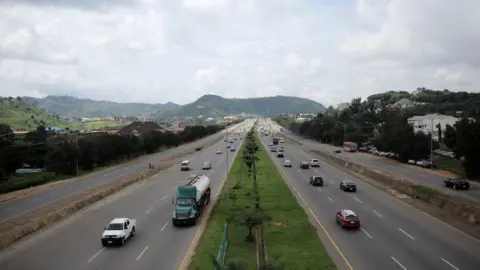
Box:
(407, 113, 460, 141)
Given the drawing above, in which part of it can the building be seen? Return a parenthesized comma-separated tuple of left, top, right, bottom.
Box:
(407, 113, 460, 141)
(116, 121, 164, 136)
(392, 98, 414, 109)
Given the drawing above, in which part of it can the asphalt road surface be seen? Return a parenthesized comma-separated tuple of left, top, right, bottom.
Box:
(0, 120, 255, 270)
(266, 119, 480, 204)
(0, 121, 247, 223)
(258, 122, 480, 270)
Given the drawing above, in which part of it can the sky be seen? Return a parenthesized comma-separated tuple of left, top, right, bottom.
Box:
(0, 0, 479, 106)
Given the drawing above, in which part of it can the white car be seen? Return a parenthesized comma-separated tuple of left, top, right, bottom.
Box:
(102, 218, 136, 246)
(216, 149, 222, 154)
(309, 159, 320, 167)
(283, 160, 292, 167)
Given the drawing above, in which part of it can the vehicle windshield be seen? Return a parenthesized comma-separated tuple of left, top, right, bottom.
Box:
(346, 215, 358, 221)
(312, 159, 319, 162)
(106, 223, 124, 230)
(203, 162, 210, 166)
(181, 162, 189, 165)
(176, 198, 194, 205)
(313, 177, 322, 180)
(344, 181, 355, 185)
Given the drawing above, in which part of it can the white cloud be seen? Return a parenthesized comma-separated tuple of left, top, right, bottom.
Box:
(0, 0, 479, 106)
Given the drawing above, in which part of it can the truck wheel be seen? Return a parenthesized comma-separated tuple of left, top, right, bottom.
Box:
(131, 227, 135, 237)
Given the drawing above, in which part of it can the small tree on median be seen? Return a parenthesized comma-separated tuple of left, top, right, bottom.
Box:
(228, 208, 271, 242)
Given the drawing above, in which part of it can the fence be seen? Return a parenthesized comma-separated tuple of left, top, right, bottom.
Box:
(215, 222, 228, 269)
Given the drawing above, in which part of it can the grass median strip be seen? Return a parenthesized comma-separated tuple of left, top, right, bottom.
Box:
(188, 136, 258, 270)
(189, 126, 336, 269)
(255, 134, 336, 269)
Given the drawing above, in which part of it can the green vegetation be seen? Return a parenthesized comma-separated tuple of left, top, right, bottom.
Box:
(0, 97, 127, 131)
(0, 172, 68, 194)
(152, 94, 326, 119)
(274, 88, 480, 179)
(189, 131, 258, 270)
(0, 121, 242, 194)
(22, 95, 178, 117)
(411, 185, 440, 196)
(190, 125, 335, 270)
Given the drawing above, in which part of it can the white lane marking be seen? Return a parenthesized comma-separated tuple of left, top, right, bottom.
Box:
(353, 197, 362, 203)
(172, 187, 177, 191)
(391, 256, 407, 270)
(161, 196, 168, 201)
(30, 198, 38, 202)
(317, 187, 322, 192)
(145, 206, 154, 214)
(4, 207, 14, 211)
(136, 246, 149, 261)
(161, 222, 168, 232)
(441, 258, 460, 270)
(88, 248, 104, 263)
(328, 197, 333, 202)
(296, 169, 302, 174)
(103, 173, 109, 177)
(328, 180, 335, 184)
(372, 210, 383, 218)
(361, 228, 373, 239)
(398, 228, 415, 240)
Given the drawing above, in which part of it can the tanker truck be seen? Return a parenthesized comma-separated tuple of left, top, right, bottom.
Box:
(172, 174, 211, 226)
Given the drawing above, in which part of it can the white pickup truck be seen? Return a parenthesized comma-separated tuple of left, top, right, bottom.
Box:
(101, 217, 136, 246)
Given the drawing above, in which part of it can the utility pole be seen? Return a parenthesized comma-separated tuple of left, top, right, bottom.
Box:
(430, 119, 434, 169)
(76, 134, 79, 176)
(225, 126, 229, 209)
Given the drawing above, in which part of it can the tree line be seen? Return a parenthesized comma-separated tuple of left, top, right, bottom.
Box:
(274, 95, 480, 179)
(0, 120, 241, 186)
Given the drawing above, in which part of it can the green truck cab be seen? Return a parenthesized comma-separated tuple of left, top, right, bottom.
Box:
(172, 175, 211, 226)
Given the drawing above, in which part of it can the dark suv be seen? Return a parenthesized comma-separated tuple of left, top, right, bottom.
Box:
(310, 176, 324, 186)
(300, 162, 309, 169)
(340, 181, 357, 192)
(443, 178, 470, 190)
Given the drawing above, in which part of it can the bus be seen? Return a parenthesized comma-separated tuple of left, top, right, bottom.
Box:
(343, 141, 358, 152)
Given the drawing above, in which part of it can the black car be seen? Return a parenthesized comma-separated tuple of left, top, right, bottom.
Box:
(277, 152, 284, 158)
(444, 178, 470, 190)
(340, 181, 357, 192)
(300, 162, 309, 169)
(310, 176, 324, 186)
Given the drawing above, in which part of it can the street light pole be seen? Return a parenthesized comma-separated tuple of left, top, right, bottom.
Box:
(225, 126, 229, 209)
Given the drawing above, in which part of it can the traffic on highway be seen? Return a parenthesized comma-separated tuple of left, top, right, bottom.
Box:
(261, 119, 480, 270)
(0, 121, 246, 223)
(0, 120, 255, 270)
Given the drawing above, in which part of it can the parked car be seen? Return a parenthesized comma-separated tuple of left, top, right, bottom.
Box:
(443, 178, 470, 190)
(310, 176, 324, 186)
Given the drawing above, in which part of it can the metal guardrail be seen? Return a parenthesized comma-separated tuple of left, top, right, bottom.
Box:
(215, 222, 228, 269)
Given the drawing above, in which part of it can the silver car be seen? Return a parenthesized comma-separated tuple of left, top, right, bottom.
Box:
(202, 162, 212, 170)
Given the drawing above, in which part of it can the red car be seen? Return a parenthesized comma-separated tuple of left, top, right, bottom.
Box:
(336, 209, 360, 229)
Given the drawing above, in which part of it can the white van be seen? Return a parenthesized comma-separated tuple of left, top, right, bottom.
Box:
(180, 160, 190, 171)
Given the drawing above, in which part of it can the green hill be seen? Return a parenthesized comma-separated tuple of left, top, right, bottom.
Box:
(0, 97, 128, 131)
(22, 95, 178, 117)
(151, 95, 325, 119)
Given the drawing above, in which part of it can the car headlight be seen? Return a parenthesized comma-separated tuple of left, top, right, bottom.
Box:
(172, 211, 176, 218)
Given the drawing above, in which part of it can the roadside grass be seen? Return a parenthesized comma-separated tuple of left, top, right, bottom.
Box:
(255, 134, 337, 269)
(189, 138, 258, 269)
(411, 184, 440, 196)
(0, 172, 68, 194)
(433, 156, 465, 177)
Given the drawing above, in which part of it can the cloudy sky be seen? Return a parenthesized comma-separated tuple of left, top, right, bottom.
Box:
(0, 0, 479, 106)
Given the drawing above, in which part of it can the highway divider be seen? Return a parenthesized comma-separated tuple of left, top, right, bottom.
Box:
(311, 150, 480, 226)
(0, 130, 236, 251)
(189, 126, 337, 269)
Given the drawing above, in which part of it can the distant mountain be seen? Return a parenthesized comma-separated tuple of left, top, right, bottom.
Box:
(151, 94, 325, 118)
(22, 95, 178, 117)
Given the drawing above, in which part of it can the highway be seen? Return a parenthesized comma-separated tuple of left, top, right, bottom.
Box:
(0, 121, 246, 223)
(267, 120, 480, 204)
(0, 120, 254, 270)
(258, 122, 480, 270)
